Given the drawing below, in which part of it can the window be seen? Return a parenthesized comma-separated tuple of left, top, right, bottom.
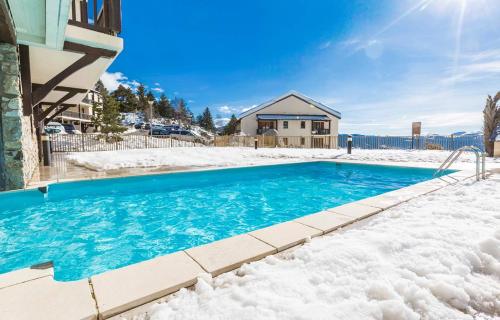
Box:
(300, 137, 305, 145)
(301, 121, 306, 129)
(283, 121, 288, 129)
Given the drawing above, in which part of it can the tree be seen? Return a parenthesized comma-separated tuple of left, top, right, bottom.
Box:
(136, 84, 148, 114)
(173, 98, 190, 123)
(91, 92, 126, 141)
(112, 85, 138, 113)
(222, 114, 238, 135)
(95, 79, 107, 95)
(157, 93, 174, 118)
(483, 92, 500, 156)
(199, 107, 215, 132)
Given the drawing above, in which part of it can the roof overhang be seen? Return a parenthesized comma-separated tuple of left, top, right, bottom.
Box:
(239, 91, 342, 120)
(7, 0, 70, 49)
(0, 0, 16, 44)
(256, 114, 330, 121)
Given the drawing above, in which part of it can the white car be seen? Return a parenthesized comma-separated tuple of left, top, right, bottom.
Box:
(45, 122, 66, 134)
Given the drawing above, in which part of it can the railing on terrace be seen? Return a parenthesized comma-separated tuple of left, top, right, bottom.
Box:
(214, 134, 484, 151)
(68, 0, 122, 35)
(50, 133, 207, 153)
(312, 128, 330, 135)
(214, 136, 339, 149)
(337, 134, 484, 151)
(58, 110, 92, 121)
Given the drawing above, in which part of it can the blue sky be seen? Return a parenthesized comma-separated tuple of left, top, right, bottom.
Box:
(102, 0, 500, 135)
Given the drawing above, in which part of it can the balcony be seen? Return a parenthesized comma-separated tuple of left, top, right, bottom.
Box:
(312, 128, 331, 135)
(68, 0, 122, 35)
(257, 128, 277, 135)
(58, 110, 93, 122)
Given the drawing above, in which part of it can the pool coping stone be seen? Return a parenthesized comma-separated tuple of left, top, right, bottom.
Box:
(90, 251, 204, 319)
(249, 221, 323, 251)
(185, 234, 277, 277)
(0, 276, 96, 320)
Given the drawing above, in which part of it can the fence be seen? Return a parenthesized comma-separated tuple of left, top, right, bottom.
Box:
(214, 135, 339, 149)
(50, 133, 206, 153)
(337, 134, 484, 151)
(214, 134, 484, 151)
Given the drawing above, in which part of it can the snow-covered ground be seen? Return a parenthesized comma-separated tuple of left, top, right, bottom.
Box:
(139, 176, 500, 320)
(66, 147, 500, 172)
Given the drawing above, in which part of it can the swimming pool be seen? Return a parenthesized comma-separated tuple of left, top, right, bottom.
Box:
(0, 162, 448, 281)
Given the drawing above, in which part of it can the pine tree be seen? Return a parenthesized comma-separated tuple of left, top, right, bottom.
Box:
(91, 92, 126, 142)
(112, 85, 138, 113)
(174, 98, 190, 123)
(157, 93, 174, 118)
(222, 114, 238, 135)
(95, 80, 107, 95)
(136, 84, 148, 114)
(199, 107, 215, 132)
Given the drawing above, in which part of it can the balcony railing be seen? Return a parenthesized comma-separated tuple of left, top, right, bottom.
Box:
(311, 128, 330, 135)
(58, 110, 92, 121)
(257, 128, 276, 135)
(68, 0, 122, 35)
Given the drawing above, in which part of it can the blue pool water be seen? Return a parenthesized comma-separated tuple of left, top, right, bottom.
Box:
(0, 162, 447, 281)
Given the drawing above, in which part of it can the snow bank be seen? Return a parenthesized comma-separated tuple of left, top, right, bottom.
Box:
(66, 147, 499, 172)
(139, 176, 500, 320)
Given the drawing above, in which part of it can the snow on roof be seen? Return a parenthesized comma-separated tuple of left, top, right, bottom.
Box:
(238, 91, 341, 120)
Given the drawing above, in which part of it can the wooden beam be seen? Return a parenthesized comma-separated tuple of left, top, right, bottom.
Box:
(0, 0, 16, 44)
(32, 84, 88, 94)
(19, 45, 33, 116)
(31, 54, 100, 106)
(30, 41, 116, 109)
(63, 41, 117, 58)
(36, 91, 79, 122)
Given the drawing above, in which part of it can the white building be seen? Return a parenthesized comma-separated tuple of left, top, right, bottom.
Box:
(238, 91, 341, 148)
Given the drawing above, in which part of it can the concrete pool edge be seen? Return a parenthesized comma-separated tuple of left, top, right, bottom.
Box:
(0, 169, 482, 320)
(23, 157, 462, 192)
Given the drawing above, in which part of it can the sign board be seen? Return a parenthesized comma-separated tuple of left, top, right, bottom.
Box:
(412, 122, 421, 136)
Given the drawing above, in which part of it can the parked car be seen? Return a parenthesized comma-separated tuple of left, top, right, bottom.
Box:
(143, 123, 151, 130)
(134, 122, 144, 129)
(44, 122, 66, 134)
(170, 129, 201, 142)
(62, 124, 81, 134)
(149, 128, 171, 136)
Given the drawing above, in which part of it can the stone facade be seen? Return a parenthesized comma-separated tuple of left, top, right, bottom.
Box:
(0, 43, 39, 191)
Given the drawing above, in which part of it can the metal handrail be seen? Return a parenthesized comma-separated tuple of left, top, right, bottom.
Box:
(434, 146, 485, 181)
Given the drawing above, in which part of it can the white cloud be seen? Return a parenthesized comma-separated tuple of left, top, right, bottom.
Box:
(217, 104, 257, 115)
(319, 41, 331, 50)
(100, 71, 141, 91)
(100, 72, 128, 91)
(152, 87, 164, 93)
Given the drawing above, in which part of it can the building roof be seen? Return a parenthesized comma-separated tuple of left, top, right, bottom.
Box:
(256, 114, 330, 121)
(239, 91, 341, 120)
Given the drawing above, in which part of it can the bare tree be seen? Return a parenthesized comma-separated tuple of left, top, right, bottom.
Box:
(483, 92, 500, 156)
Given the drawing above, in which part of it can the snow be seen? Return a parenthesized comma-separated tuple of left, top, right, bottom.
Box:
(137, 176, 500, 320)
(66, 147, 500, 172)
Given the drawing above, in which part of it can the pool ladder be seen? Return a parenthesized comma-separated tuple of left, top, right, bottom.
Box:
(434, 146, 486, 181)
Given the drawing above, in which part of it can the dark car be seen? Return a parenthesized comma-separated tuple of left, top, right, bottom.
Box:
(62, 124, 78, 134)
(149, 128, 170, 136)
(134, 122, 144, 129)
(170, 130, 193, 136)
(143, 123, 151, 130)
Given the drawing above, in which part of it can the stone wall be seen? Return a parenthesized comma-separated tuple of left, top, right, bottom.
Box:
(0, 43, 39, 191)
